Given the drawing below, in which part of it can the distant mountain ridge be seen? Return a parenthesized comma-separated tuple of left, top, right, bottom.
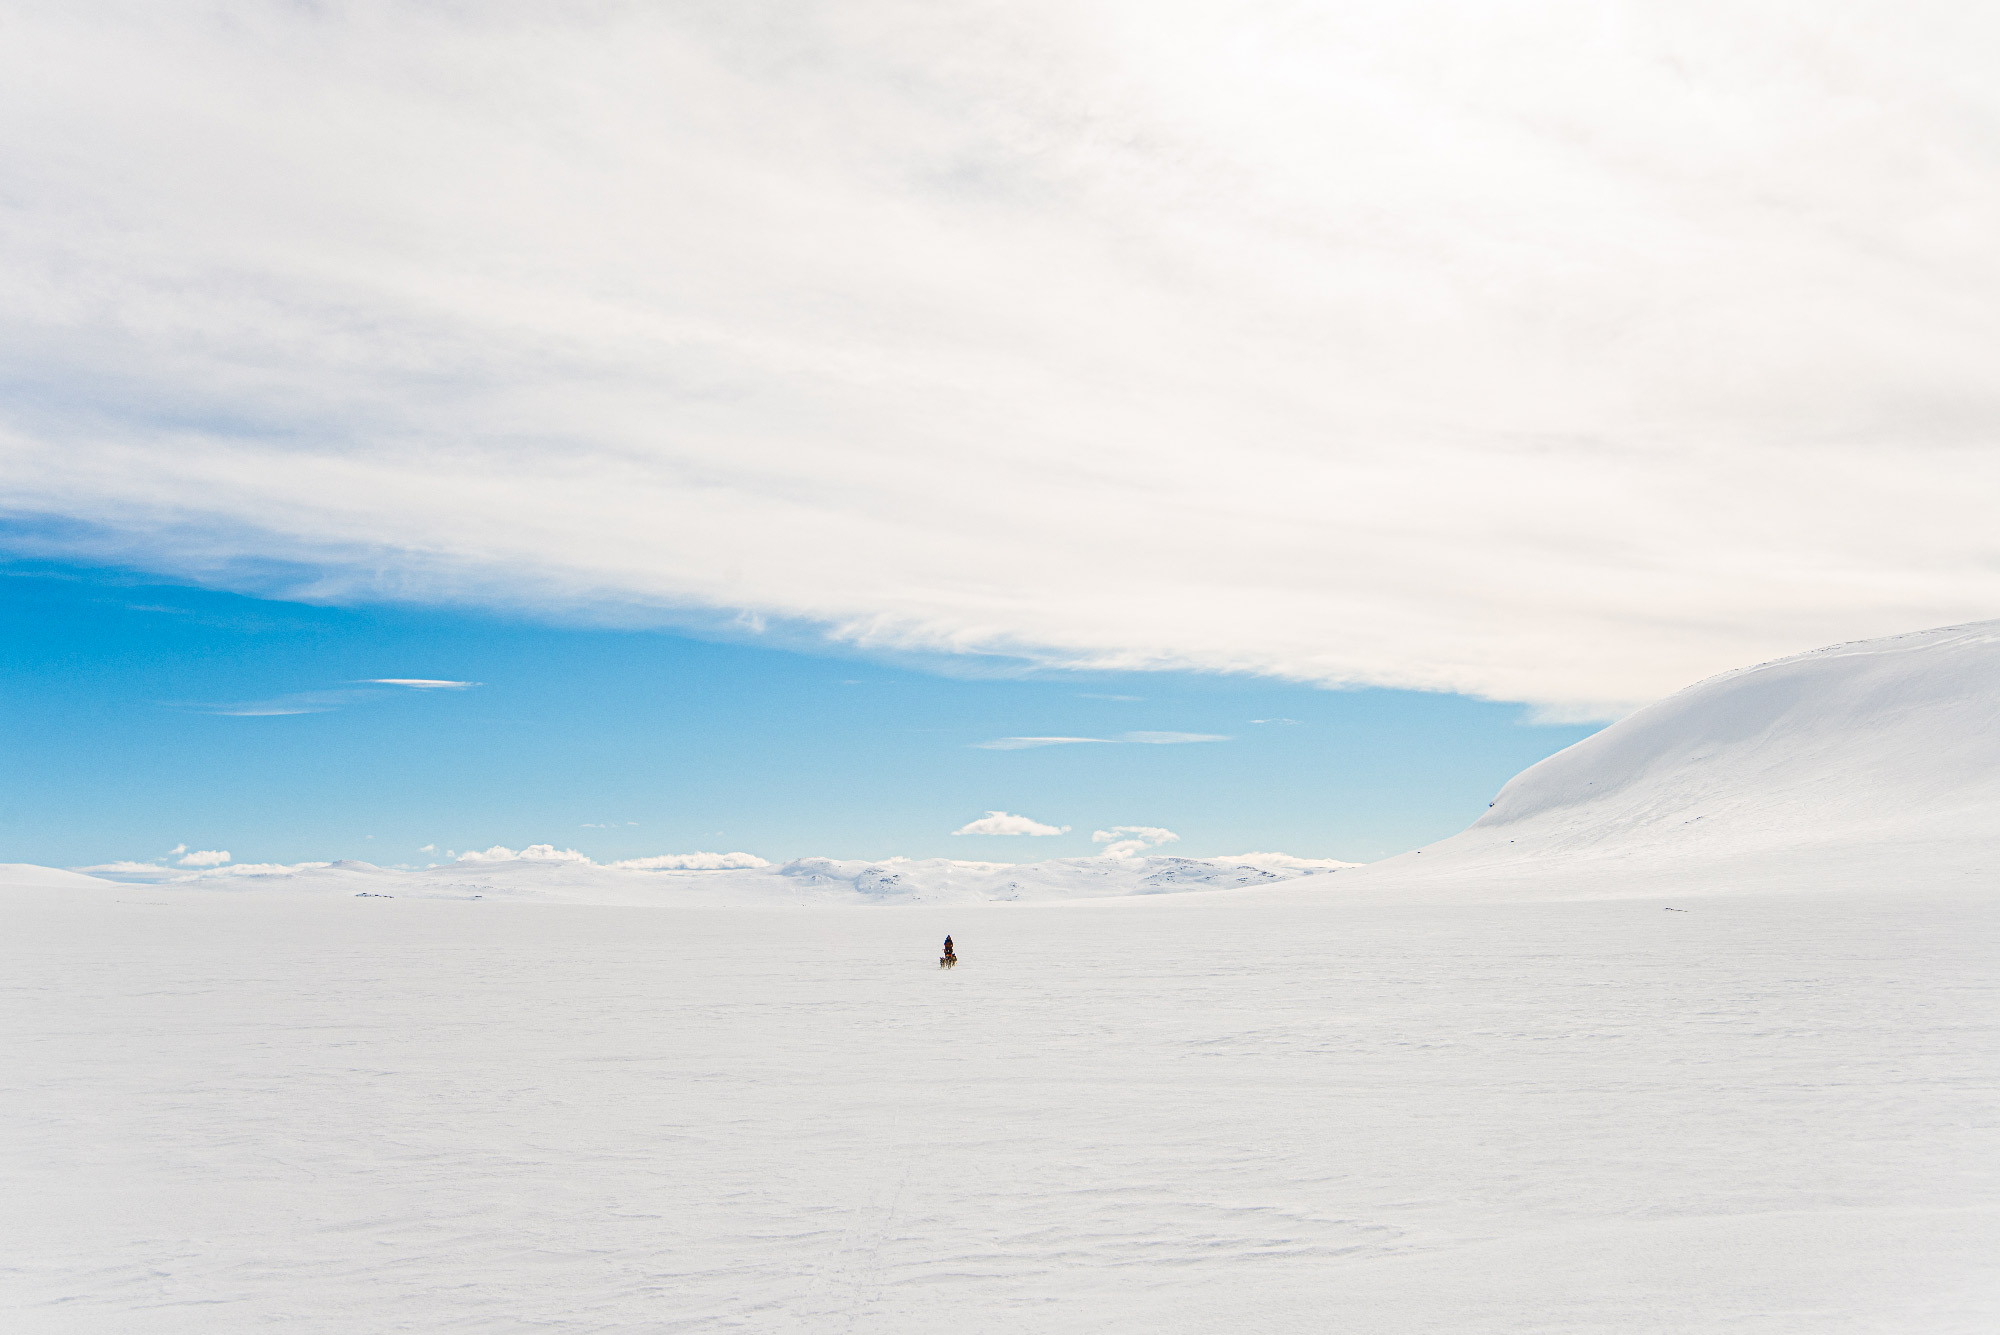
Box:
(25, 852, 1357, 905)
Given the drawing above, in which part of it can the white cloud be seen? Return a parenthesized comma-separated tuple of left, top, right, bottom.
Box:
(954, 812, 1072, 837)
(167, 843, 186, 856)
(74, 860, 180, 881)
(455, 844, 593, 864)
(611, 852, 771, 871)
(194, 690, 359, 717)
(4, 7, 2000, 716)
(446, 844, 768, 870)
(176, 848, 230, 867)
(1093, 826, 1179, 845)
(973, 731, 1226, 750)
(1091, 825, 1180, 859)
(193, 681, 479, 716)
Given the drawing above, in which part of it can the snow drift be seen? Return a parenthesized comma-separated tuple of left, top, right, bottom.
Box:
(1371, 620, 2000, 895)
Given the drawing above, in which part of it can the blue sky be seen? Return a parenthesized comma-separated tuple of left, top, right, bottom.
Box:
(2, 560, 1597, 869)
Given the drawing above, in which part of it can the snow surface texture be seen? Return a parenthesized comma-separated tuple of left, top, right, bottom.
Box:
(4, 620, 1997, 1329)
(3, 886, 1993, 1332)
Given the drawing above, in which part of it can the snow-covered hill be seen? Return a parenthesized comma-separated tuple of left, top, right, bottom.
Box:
(62, 851, 1356, 905)
(0, 863, 124, 892)
(1370, 620, 2000, 895)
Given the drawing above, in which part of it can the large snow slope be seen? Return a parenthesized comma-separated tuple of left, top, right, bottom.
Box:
(1363, 620, 2000, 897)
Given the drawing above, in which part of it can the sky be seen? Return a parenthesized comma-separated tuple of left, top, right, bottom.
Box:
(1, 559, 1595, 869)
(2, 4, 1995, 867)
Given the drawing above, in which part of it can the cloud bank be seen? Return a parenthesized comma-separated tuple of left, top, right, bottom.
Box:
(451, 845, 770, 871)
(953, 812, 1071, 837)
(6, 5, 2000, 715)
(610, 852, 772, 871)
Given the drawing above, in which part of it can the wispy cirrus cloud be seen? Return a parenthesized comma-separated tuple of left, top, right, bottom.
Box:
(973, 731, 1228, 750)
(973, 736, 1112, 751)
(193, 690, 361, 717)
(184, 679, 481, 716)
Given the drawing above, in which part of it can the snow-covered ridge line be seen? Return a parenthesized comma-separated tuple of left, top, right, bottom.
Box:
(36, 851, 1359, 905)
(1356, 617, 2000, 895)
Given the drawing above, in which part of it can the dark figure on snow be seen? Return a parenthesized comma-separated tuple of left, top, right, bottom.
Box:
(941, 935, 956, 969)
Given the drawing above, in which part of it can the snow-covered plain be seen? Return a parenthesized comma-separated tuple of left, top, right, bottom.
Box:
(4, 623, 1998, 1330)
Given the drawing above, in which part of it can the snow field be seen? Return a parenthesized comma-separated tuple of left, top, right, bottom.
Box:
(4, 883, 1994, 1332)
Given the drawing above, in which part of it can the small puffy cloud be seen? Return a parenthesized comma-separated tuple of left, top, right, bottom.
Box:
(611, 852, 771, 870)
(176, 849, 231, 867)
(1093, 825, 1179, 846)
(1092, 825, 1181, 859)
(953, 811, 1071, 836)
(370, 679, 480, 689)
(168, 843, 187, 855)
(972, 736, 1111, 750)
(418, 843, 435, 853)
(1119, 731, 1230, 745)
(455, 844, 593, 863)
(1249, 718, 1301, 725)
